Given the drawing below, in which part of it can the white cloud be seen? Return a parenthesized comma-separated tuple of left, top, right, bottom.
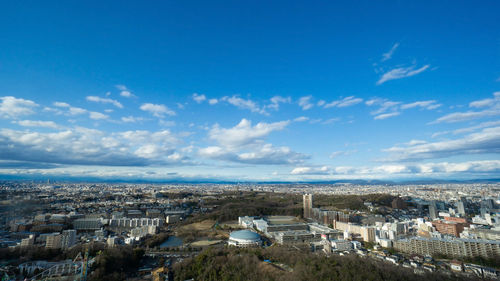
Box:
(291, 166, 329, 175)
(220, 95, 267, 114)
(366, 97, 439, 120)
(69, 107, 87, 116)
(0, 127, 184, 167)
(89, 111, 109, 120)
(385, 126, 500, 161)
(208, 98, 218, 105)
(374, 112, 400, 120)
(298, 95, 313, 110)
(15, 120, 59, 129)
(209, 118, 289, 148)
(52, 101, 88, 116)
(366, 98, 401, 115)
(381, 42, 400, 62)
(267, 96, 291, 110)
(199, 118, 307, 165)
(159, 120, 176, 127)
(322, 118, 340, 124)
(433, 111, 499, 124)
(116, 85, 135, 98)
(192, 93, 206, 104)
(294, 116, 309, 122)
(140, 103, 176, 117)
(324, 96, 363, 108)
(290, 160, 500, 177)
(0, 96, 38, 119)
(53, 102, 70, 108)
(329, 150, 357, 159)
(236, 144, 306, 165)
(433, 92, 500, 123)
(452, 120, 500, 135)
(469, 92, 500, 108)
(401, 100, 441, 110)
(86, 96, 123, 108)
(121, 116, 144, 123)
(377, 64, 430, 85)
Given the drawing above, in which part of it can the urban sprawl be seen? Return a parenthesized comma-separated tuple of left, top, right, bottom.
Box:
(0, 181, 499, 280)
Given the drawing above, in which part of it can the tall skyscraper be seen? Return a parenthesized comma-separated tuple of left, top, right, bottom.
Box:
(429, 202, 438, 220)
(457, 201, 466, 216)
(303, 194, 313, 218)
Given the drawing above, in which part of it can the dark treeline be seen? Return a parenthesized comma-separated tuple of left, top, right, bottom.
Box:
(173, 247, 480, 281)
(199, 192, 302, 221)
(88, 246, 144, 281)
(314, 194, 397, 211)
(192, 192, 398, 223)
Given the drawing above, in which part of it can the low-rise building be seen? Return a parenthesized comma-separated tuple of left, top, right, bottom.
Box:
(394, 237, 500, 258)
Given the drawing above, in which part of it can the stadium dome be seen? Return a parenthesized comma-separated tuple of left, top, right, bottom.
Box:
(228, 230, 262, 247)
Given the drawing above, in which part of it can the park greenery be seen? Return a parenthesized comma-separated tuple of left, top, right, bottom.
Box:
(173, 247, 478, 281)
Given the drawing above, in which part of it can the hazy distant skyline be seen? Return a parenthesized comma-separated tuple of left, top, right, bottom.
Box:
(0, 1, 499, 181)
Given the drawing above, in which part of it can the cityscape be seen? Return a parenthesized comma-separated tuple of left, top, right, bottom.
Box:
(1, 1, 499, 281)
(1, 181, 499, 280)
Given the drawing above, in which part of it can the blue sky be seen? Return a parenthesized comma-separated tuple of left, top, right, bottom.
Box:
(0, 1, 499, 181)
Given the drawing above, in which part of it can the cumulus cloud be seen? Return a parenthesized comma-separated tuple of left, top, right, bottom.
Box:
(70, 107, 87, 116)
(53, 102, 70, 108)
(121, 116, 145, 123)
(199, 119, 307, 165)
(140, 103, 176, 117)
(89, 111, 109, 120)
(324, 96, 363, 108)
(220, 95, 267, 114)
(384, 126, 500, 161)
(298, 95, 314, 110)
(267, 96, 291, 110)
(433, 92, 500, 123)
(290, 160, 500, 177)
(209, 118, 289, 148)
(377, 64, 430, 85)
(199, 144, 307, 165)
(116, 85, 135, 98)
(0, 127, 185, 167)
(291, 166, 329, 175)
(86, 96, 123, 108)
(0, 96, 38, 119)
(381, 42, 399, 62)
(51, 101, 88, 116)
(202, 95, 290, 113)
(14, 120, 59, 129)
(192, 93, 206, 103)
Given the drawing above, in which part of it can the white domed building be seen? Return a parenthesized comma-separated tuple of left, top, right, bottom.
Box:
(228, 230, 262, 247)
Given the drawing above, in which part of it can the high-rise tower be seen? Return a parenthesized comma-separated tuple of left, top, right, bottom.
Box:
(303, 194, 313, 218)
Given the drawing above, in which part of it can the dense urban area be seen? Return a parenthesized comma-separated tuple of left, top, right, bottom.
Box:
(0, 181, 499, 280)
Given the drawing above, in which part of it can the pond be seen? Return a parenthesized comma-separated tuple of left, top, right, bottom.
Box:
(160, 236, 183, 248)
